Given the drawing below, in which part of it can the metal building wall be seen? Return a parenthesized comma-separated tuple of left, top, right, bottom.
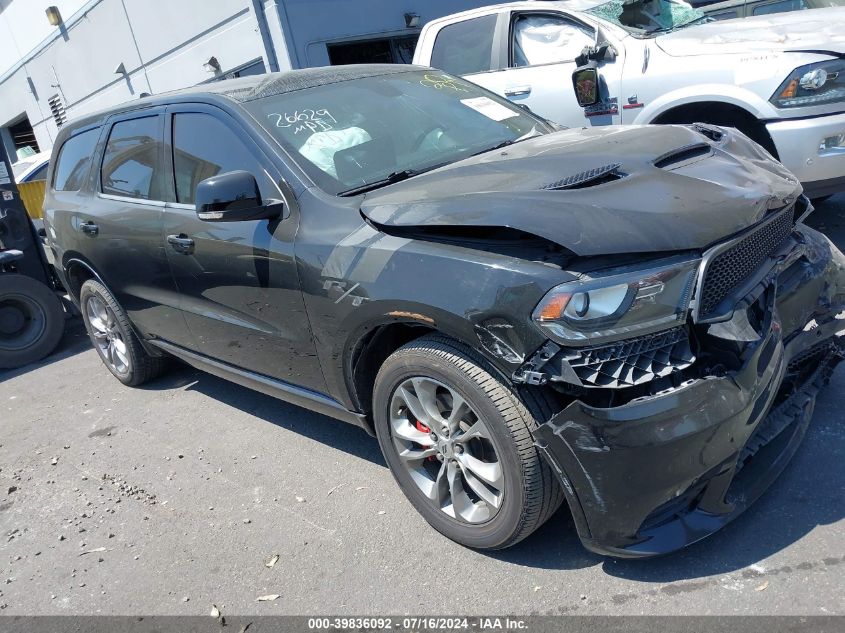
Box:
(0, 0, 493, 155)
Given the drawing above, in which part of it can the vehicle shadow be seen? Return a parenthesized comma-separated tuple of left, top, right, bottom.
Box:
(0, 317, 90, 382)
(139, 363, 387, 467)
(139, 357, 844, 577)
(487, 376, 845, 578)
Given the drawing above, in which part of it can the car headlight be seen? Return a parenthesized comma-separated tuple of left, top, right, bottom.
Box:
(771, 60, 845, 108)
(533, 258, 699, 346)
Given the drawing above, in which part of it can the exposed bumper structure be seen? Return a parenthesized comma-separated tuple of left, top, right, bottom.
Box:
(531, 226, 845, 558)
(767, 111, 845, 198)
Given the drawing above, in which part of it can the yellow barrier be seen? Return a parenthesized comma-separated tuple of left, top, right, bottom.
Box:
(17, 180, 46, 220)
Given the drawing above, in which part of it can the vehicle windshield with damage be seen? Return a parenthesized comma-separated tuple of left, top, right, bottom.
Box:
(242, 70, 549, 195)
(588, 0, 710, 36)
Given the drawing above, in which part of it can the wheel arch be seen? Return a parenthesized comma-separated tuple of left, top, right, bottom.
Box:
(63, 256, 164, 359)
(345, 316, 520, 429)
(633, 83, 776, 122)
(62, 255, 104, 303)
(346, 320, 438, 425)
(648, 100, 780, 158)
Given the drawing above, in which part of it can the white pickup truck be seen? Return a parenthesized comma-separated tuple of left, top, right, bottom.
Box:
(413, 0, 845, 199)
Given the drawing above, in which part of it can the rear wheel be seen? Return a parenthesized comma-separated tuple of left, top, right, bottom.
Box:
(373, 335, 563, 549)
(80, 279, 167, 386)
(0, 274, 65, 369)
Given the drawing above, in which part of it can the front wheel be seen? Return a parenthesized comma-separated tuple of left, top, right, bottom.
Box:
(373, 335, 563, 549)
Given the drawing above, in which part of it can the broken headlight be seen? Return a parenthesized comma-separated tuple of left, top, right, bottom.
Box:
(533, 258, 699, 346)
(771, 60, 845, 108)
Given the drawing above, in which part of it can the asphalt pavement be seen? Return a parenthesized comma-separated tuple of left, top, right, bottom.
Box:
(0, 195, 843, 616)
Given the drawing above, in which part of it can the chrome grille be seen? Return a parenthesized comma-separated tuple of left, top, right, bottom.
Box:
(698, 207, 795, 318)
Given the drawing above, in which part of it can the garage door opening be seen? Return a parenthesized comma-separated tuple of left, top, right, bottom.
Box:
(8, 116, 39, 158)
(327, 35, 417, 65)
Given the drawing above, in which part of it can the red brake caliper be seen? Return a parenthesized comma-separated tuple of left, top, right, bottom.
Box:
(414, 420, 438, 461)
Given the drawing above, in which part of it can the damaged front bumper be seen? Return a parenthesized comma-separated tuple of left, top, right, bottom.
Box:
(530, 225, 845, 558)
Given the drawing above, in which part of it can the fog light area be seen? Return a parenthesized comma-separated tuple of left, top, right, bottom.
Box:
(819, 133, 845, 155)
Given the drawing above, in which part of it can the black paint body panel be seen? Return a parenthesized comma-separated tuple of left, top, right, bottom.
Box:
(39, 66, 845, 557)
(534, 227, 845, 557)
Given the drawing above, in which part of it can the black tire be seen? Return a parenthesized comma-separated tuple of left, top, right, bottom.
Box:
(0, 274, 65, 370)
(79, 279, 167, 386)
(373, 335, 563, 549)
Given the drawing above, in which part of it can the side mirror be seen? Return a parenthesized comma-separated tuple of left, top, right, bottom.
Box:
(572, 65, 600, 108)
(195, 170, 282, 222)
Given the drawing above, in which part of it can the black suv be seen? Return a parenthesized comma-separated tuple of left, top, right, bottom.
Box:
(43, 65, 845, 556)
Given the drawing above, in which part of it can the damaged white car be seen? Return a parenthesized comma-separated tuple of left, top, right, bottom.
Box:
(413, 0, 845, 199)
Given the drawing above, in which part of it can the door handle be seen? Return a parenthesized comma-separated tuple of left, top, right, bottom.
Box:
(505, 85, 531, 97)
(167, 233, 195, 255)
(80, 221, 99, 236)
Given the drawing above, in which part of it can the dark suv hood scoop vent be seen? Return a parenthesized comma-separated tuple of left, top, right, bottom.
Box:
(542, 163, 625, 190)
(653, 143, 712, 169)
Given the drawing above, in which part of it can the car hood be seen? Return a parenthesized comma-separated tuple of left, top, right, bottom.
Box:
(655, 8, 845, 57)
(360, 125, 802, 257)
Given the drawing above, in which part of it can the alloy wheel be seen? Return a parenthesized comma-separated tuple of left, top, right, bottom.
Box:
(389, 376, 504, 523)
(86, 295, 130, 374)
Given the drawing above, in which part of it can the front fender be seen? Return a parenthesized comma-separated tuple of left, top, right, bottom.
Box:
(301, 228, 569, 411)
(632, 84, 779, 124)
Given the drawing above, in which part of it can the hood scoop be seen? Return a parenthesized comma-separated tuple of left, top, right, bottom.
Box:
(653, 143, 713, 169)
(542, 163, 625, 190)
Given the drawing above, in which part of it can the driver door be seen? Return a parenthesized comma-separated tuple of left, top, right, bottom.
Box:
(161, 104, 324, 392)
(482, 10, 625, 128)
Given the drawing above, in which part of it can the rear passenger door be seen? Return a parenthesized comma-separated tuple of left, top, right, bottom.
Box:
(78, 111, 192, 345)
(427, 12, 506, 96)
(161, 104, 324, 391)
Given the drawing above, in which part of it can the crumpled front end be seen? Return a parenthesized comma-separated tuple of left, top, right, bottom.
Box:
(526, 208, 845, 557)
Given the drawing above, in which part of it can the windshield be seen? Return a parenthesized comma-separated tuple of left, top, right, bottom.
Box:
(242, 70, 549, 195)
(588, 0, 709, 36)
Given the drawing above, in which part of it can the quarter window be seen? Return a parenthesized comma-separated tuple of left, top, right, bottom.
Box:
(512, 14, 594, 67)
(171, 113, 273, 205)
(26, 162, 49, 182)
(101, 116, 163, 200)
(53, 128, 100, 191)
(430, 14, 498, 76)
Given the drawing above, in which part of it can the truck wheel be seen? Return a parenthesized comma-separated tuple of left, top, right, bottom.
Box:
(79, 279, 167, 386)
(372, 335, 563, 549)
(0, 274, 66, 370)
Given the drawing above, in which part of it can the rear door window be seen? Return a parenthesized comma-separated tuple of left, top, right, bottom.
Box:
(511, 14, 594, 67)
(100, 116, 164, 201)
(430, 14, 498, 75)
(53, 128, 100, 191)
(170, 112, 274, 205)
